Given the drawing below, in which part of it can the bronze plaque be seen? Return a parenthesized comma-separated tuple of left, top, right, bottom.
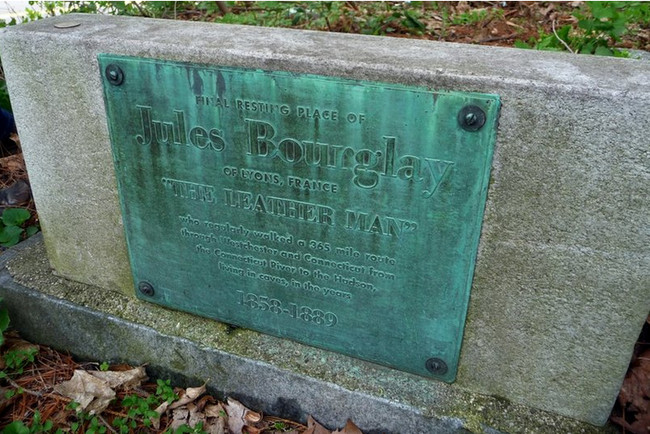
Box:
(100, 54, 500, 381)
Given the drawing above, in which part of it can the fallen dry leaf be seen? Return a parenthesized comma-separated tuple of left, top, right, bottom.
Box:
(154, 384, 210, 429)
(304, 415, 331, 434)
(53, 370, 115, 414)
(245, 409, 262, 424)
(618, 350, 650, 412)
(205, 402, 225, 418)
(187, 402, 204, 427)
(152, 401, 171, 429)
(225, 397, 261, 434)
(611, 412, 650, 434)
(204, 415, 226, 434)
(169, 383, 207, 410)
(171, 407, 190, 430)
(4, 340, 39, 359)
(196, 394, 215, 412)
(332, 419, 363, 434)
(88, 366, 147, 389)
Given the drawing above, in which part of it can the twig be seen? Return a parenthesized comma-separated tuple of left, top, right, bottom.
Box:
(552, 20, 574, 54)
(266, 415, 307, 429)
(346, 1, 359, 11)
(325, 16, 332, 32)
(6, 378, 43, 397)
(98, 414, 118, 434)
(216, 1, 229, 16)
(132, 2, 150, 18)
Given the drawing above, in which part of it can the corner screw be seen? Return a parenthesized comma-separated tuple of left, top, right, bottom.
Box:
(138, 281, 154, 297)
(458, 105, 486, 132)
(105, 64, 124, 86)
(425, 357, 448, 376)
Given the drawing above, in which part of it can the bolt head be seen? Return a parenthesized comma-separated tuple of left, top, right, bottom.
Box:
(458, 105, 486, 132)
(138, 281, 155, 297)
(105, 64, 124, 86)
(425, 357, 448, 375)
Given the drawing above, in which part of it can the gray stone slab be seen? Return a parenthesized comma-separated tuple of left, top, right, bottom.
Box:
(0, 235, 611, 433)
(0, 14, 648, 426)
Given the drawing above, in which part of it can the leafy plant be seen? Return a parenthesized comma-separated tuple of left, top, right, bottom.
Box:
(99, 361, 110, 371)
(168, 421, 207, 434)
(0, 208, 39, 247)
(156, 378, 179, 403)
(117, 393, 161, 430)
(452, 9, 489, 26)
(67, 408, 105, 434)
(2, 411, 56, 434)
(85, 415, 107, 434)
(516, 2, 650, 56)
(0, 60, 13, 112)
(4, 346, 39, 374)
(0, 297, 9, 347)
(274, 421, 289, 431)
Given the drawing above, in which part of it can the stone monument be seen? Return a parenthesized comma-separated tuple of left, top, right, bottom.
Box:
(0, 13, 648, 432)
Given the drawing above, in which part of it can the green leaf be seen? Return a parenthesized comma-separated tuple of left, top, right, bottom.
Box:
(0, 306, 9, 333)
(0, 225, 23, 246)
(1, 208, 31, 226)
(2, 421, 30, 434)
(594, 45, 614, 56)
(403, 10, 425, 30)
(514, 40, 531, 49)
(25, 225, 39, 237)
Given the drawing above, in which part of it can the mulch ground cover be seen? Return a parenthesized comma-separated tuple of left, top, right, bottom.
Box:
(0, 331, 363, 433)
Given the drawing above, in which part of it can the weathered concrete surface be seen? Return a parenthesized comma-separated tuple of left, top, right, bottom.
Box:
(0, 14, 648, 426)
(0, 234, 612, 433)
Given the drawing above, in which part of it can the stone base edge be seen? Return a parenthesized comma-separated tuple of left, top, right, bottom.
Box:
(0, 236, 611, 434)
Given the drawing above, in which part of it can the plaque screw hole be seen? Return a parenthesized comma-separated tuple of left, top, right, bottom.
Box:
(138, 281, 155, 297)
(105, 64, 124, 86)
(458, 105, 486, 132)
(425, 357, 448, 375)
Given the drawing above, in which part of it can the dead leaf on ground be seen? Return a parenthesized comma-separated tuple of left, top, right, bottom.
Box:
(225, 397, 262, 434)
(615, 348, 650, 432)
(205, 402, 226, 418)
(169, 383, 207, 409)
(611, 412, 650, 434)
(204, 415, 226, 434)
(53, 370, 115, 414)
(171, 407, 190, 430)
(332, 419, 363, 434)
(304, 415, 331, 434)
(151, 401, 171, 429)
(88, 366, 147, 389)
(4, 339, 39, 356)
(187, 402, 204, 427)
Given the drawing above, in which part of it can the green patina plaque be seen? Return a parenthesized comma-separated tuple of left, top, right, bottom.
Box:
(99, 54, 500, 382)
